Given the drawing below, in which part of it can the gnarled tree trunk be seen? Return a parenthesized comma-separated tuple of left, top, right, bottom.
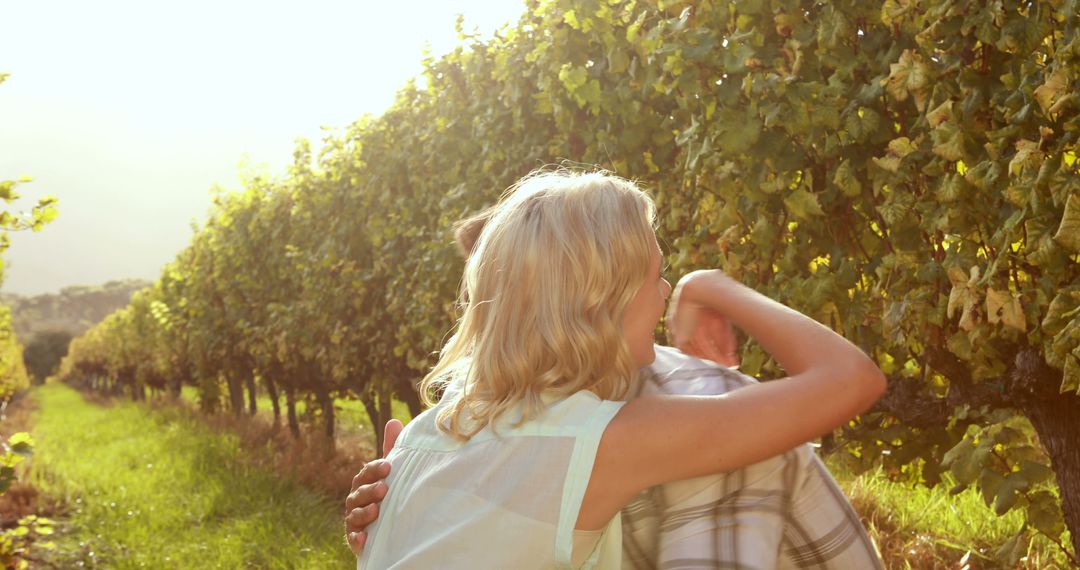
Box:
(263, 374, 281, 424)
(284, 384, 300, 439)
(359, 391, 384, 456)
(315, 385, 335, 441)
(395, 376, 424, 418)
(226, 374, 244, 418)
(1010, 350, 1080, 559)
(244, 372, 258, 416)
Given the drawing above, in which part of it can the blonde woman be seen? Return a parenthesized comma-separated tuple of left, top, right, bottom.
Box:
(356, 170, 886, 569)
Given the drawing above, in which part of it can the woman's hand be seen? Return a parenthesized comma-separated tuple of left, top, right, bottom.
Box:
(666, 270, 740, 367)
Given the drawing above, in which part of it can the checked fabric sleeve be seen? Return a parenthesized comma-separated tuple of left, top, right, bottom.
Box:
(619, 346, 884, 570)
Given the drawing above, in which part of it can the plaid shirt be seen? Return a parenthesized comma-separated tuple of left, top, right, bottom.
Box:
(620, 346, 884, 570)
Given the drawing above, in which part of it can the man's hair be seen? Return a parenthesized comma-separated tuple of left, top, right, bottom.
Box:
(452, 207, 493, 259)
(423, 168, 657, 440)
(451, 208, 493, 306)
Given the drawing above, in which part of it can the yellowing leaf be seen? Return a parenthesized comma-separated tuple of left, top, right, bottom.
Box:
(872, 155, 902, 173)
(986, 287, 1026, 331)
(874, 137, 919, 173)
(1052, 193, 1080, 253)
(932, 122, 966, 161)
(926, 99, 953, 127)
(1049, 92, 1079, 115)
(947, 285, 965, 321)
(1005, 183, 1032, 207)
(1033, 68, 1069, 112)
(1001, 297, 1026, 332)
(888, 136, 918, 158)
(947, 267, 980, 330)
(885, 49, 931, 111)
(1008, 139, 1044, 177)
(986, 287, 1008, 325)
(947, 265, 968, 287)
(959, 296, 977, 331)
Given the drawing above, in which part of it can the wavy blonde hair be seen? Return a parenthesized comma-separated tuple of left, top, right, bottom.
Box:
(420, 169, 658, 440)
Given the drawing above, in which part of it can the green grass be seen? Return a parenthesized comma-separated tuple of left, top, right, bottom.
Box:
(826, 456, 1073, 569)
(30, 383, 354, 569)
(179, 385, 412, 439)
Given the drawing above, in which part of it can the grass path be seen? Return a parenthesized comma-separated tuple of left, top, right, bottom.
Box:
(29, 383, 353, 569)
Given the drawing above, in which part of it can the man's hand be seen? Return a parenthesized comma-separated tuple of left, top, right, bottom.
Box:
(683, 308, 740, 368)
(345, 419, 404, 555)
(666, 271, 740, 368)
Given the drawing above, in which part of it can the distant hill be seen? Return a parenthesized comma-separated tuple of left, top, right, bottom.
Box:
(0, 279, 152, 342)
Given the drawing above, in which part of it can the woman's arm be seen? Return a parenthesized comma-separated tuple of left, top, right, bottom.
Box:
(578, 270, 886, 530)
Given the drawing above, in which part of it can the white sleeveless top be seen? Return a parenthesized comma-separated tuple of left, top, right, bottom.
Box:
(357, 381, 626, 569)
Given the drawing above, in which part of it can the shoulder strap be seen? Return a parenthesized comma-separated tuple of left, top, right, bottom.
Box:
(553, 399, 626, 568)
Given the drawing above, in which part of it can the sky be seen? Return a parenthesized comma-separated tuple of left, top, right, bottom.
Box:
(0, 0, 528, 296)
